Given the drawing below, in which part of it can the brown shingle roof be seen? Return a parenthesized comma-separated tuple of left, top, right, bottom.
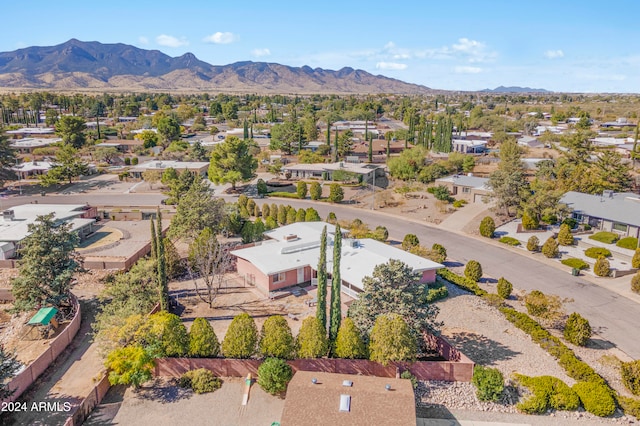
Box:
(280, 371, 416, 426)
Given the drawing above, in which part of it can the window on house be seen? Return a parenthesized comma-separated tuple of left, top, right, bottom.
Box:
(272, 272, 286, 283)
(462, 187, 471, 193)
(613, 222, 627, 233)
(572, 213, 583, 222)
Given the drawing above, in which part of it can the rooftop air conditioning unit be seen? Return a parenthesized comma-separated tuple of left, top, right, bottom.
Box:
(2, 210, 15, 221)
(284, 234, 298, 242)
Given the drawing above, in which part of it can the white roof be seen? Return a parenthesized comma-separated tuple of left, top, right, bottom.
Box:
(231, 222, 443, 291)
(452, 139, 487, 147)
(9, 138, 61, 148)
(591, 137, 629, 146)
(6, 128, 55, 135)
(12, 161, 54, 172)
(283, 162, 382, 175)
(436, 174, 490, 190)
(129, 160, 209, 172)
(0, 204, 90, 242)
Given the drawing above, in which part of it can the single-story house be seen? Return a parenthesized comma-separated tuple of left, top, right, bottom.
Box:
(6, 127, 55, 137)
(282, 162, 384, 183)
(351, 139, 405, 157)
(452, 139, 487, 154)
(280, 371, 416, 426)
(10, 138, 62, 154)
(457, 131, 493, 140)
(12, 161, 54, 179)
(600, 118, 635, 128)
(128, 160, 209, 179)
(561, 191, 640, 238)
(95, 139, 144, 153)
(517, 136, 543, 149)
(0, 204, 97, 260)
(434, 174, 492, 203)
(231, 222, 443, 298)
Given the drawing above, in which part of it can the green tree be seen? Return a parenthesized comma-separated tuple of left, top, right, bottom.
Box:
(369, 314, 417, 365)
(479, 216, 496, 238)
(334, 317, 367, 359)
(222, 313, 258, 359)
(296, 181, 308, 199)
(563, 312, 592, 346)
(270, 119, 304, 154)
(257, 357, 293, 394)
(44, 108, 59, 126)
(11, 214, 81, 311)
(187, 228, 232, 309)
(106, 345, 154, 388)
(521, 211, 539, 230)
(304, 208, 321, 222)
(557, 223, 574, 246)
(347, 259, 440, 338)
(257, 178, 268, 196)
(156, 210, 169, 311)
(259, 315, 295, 359)
(594, 256, 610, 277)
(277, 205, 288, 225)
(157, 116, 181, 145)
(488, 140, 528, 216)
(316, 226, 328, 330)
(296, 317, 329, 358)
(208, 136, 258, 190)
(329, 224, 343, 347)
(542, 237, 560, 258)
(56, 115, 86, 148)
(0, 129, 17, 183)
(136, 311, 189, 357)
(309, 181, 322, 200)
(401, 234, 420, 251)
(328, 183, 344, 203)
(432, 243, 447, 261)
(633, 249, 640, 269)
(0, 346, 20, 399)
(527, 235, 540, 252)
(40, 145, 89, 186)
(135, 130, 159, 148)
(169, 176, 225, 241)
(464, 260, 483, 282)
(189, 317, 220, 357)
(286, 207, 297, 224)
(472, 366, 504, 402)
(497, 277, 513, 299)
(163, 238, 184, 279)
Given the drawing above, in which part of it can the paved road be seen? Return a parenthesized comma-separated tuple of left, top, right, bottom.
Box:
(3, 191, 640, 358)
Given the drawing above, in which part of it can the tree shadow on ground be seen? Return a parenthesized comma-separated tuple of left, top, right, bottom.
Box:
(443, 261, 464, 268)
(444, 331, 521, 365)
(587, 338, 615, 351)
(480, 277, 498, 284)
(135, 378, 192, 404)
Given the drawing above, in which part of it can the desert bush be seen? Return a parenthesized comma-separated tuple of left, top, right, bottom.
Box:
(632, 272, 640, 294)
(106, 345, 154, 388)
(619, 396, 640, 420)
(309, 181, 322, 200)
(464, 260, 483, 282)
(222, 313, 258, 359)
(584, 247, 612, 259)
(621, 360, 640, 396)
(561, 258, 589, 270)
(328, 183, 344, 203)
(563, 312, 592, 346)
(401, 234, 420, 251)
(257, 357, 293, 395)
(334, 317, 367, 359)
(589, 231, 619, 244)
(616, 237, 638, 250)
(522, 212, 539, 230)
(296, 181, 308, 199)
(432, 243, 447, 260)
(515, 374, 580, 414)
(426, 283, 449, 303)
(557, 224, 575, 246)
(633, 249, 640, 269)
(479, 216, 495, 238)
(400, 370, 418, 389)
(594, 256, 611, 277)
(369, 314, 417, 365)
(179, 368, 222, 394)
(541, 237, 559, 258)
(524, 290, 563, 321)
(497, 277, 513, 299)
(472, 365, 504, 402)
(527, 235, 540, 252)
(452, 199, 467, 208)
(499, 236, 521, 246)
(572, 381, 616, 417)
(259, 315, 295, 359)
(482, 293, 506, 308)
(437, 269, 487, 296)
(189, 317, 220, 357)
(296, 317, 329, 359)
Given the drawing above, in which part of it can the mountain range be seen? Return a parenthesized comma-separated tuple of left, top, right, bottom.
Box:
(480, 86, 550, 93)
(0, 39, 432, 94)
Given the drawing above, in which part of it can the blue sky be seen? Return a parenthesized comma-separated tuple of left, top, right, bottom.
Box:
(3, 1, 640, 92)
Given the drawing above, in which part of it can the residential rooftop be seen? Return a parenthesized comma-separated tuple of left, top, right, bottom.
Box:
(561, 191, 640, 228)
(436, 174, 490, 190)
(9, 138, 61, 148)
(0, 204, 92, 243)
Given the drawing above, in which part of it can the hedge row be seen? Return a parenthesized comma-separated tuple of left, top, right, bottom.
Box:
(437, 268, 487, 296)
(426, 282, 449, 303)
(560, 258, 590, 270)
(267, 191, 302, 199)
(589, 231, 619, 244)
(617, 237, 639, 250)
(513, 374, 580, 414)
(499, 236, 521, 246)
(584, 247, 612, 259)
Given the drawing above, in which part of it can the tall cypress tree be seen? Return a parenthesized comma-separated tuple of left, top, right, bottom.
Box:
(150, 219, 157, 259)
(157, 208, 169, 311)
(243, 119, 249, 140)
(329, 224, 342, 347)
(316, 226, 328, 331)
(367, 133, 373, 163)
(334, 128, 339, 162)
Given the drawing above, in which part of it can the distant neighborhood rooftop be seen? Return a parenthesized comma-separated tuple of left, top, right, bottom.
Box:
(6, 127, 55, 135)
(0, 204, 93, 243)
(9, 138, 61, 148)
(436, 174, 490, 190)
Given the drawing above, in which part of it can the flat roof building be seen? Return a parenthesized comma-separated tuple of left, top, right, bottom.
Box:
(129, 160, 209, 179)
(561, 191, 640, 238)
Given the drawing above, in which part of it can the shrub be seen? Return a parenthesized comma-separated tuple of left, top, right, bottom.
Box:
(589, 231, 619, 244)
(189, 318, 220, 357)
(124, 157, 131, 165)
(527, 235, 540, 252)
(522, 212, 539, 230)
(296, 317, 329, 359)
(464, 260, 483, 282)
(594, 256, 611, 277)
(472, 365, 504, 402)
(269, 191, 301, 199)
(257, 178, 268, 196)
(482, 293, 505, 308)
(257, 357, 293, 395)
(369, 314, 417, 365)
(334, 317, 367, 359)
(524, 290, 563, 321)
(400, 370, 418, 389)
(619, 396, 640, 420)
(562, 217, 578, 229)
(572, 381, 616, 417)
(136, 311, 189, 357)
(564, 312, 592, 346)
(304, 207, 321, 222)
(295, 208, 306, 222)
(515, 374, 580, 414)
(326, 212, 337, 224)
(432, 243, 447, 261)
(106, 345, 154, 388)
(621, 360, 640, 396)
(222, 313, 258, 359)
(617, 237, 638, 250)
(296, 181, 308, 199)
(479, 216, 495, 238)
(499, 236, 521, 246)
(259, 315, 295, 359)
(371, 226, 389, 242)
(246, 199, 256, 215)
(633, 249, 640, 269)
(309, 182, 322, 200)
(452, 199, 465, 208)
(497, 277, 513, 299)
(179, 369, 222, 394)
(401, 234, 420, 250)
(426, 283, 449, 303)
(584, 247, 611, 259)
(557, 223, 574, 246)
(632, 272, 640, 294)
(328, 183, 344, 203)
(560, 258, 590, 270)
(131, 157, 139, 165)
(437, 269, 487, 296)
(541, 237, 559, 258)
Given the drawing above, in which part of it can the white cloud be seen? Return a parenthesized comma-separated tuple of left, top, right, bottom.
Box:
(544, 49, 564, 59)
(454, 66, 483, 74)
(138, 36, 149, 45)
(376, 62, 408, 70)
(251, 48, 271, 57)
(203, 32, 238, 44)
(155, 34, 189, 48)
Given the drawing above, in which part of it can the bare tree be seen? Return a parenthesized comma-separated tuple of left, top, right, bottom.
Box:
(187, 227, 233, 309)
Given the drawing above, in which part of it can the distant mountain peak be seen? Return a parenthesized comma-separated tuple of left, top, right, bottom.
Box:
(0, 39, 432, 94)
(480, 85, 550, 93)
